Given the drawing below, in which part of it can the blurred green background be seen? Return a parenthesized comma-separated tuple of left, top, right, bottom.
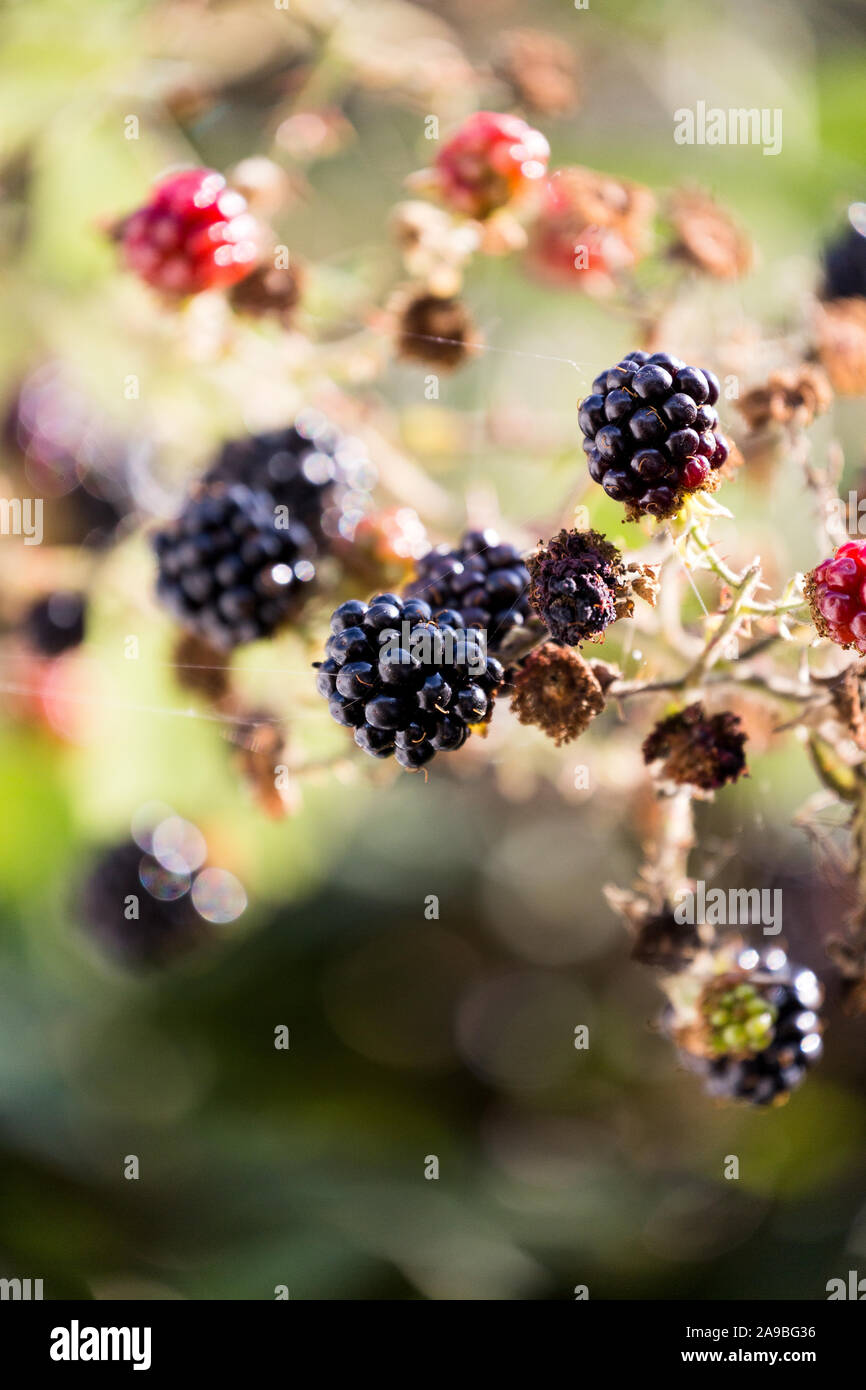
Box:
(1, 0, 866, 1300)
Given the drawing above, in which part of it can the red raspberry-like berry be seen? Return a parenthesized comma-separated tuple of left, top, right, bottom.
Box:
(806, 540, 866, 652)
(525, 169, 648, 288)
(120, 169, 261, 296)
(433, 111, 549, 220)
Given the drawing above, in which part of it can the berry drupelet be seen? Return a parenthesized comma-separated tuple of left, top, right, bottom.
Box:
(153, 483, 315, 650)
(805, 540, 866, 653)
(202, 410, 376, 546)
(315, 594, 504, 770)
(670, 945, 824, 1106)
(578, 350, 730, 520)
(120, 168, 261, 296)
(403, 529, 531, 652)
(432, 111, 550, 220)
(528, 528, 626, 645)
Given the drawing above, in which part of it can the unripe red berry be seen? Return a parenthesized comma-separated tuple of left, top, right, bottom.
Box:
(433, 111, 549, 220)
(806, 540, 866, 651)
(120, 168, 261, 296)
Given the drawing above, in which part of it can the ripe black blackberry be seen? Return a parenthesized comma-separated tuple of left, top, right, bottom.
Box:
(81, 840, 209, 968)
(22, 591, 86, 657)
(823, 220, 866, 302)
(153, 483, 315, 650)
(314, 593, 504, 770)
(578, 350, 730, 520)
(203, 410, 376, 546)
(403, 529, 531, 651)
(671, 946, 824, 1107)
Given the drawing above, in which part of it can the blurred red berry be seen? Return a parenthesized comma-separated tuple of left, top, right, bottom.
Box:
(120, 168, 261, 296)
(525, 166, 655, 289)
(806, 540, 866, 652)
(433, 111, 549, 220)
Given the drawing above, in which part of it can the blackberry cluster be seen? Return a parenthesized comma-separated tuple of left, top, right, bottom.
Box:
(681, 950, 824, 1106)
(315, 594, 504, 770)
(528, 528, 624, 645)
(81, 840, 209, 968)
(403, 529, 531, 651)
(806, 540, 866, 654)
(203, 411, 376, 546)
(153, 483, 314, 650)
(579, 350, 730, 519)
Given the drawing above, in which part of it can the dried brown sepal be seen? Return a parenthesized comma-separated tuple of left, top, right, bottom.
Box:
(493, 28, 581, 116)
(736, 364, 833, 433)
(394, 289, 480, 370)
(224, 710, 298, 819)
(172, 631, 232, 704)
(229, 259, 305, 326)
(815, 298, 866, 395)
(630, 906, 701, 970)
(829, 664, 866, 750)
(642, 702, 748, 792)
(509, 640, 605, 745)
(668, 188, 754, 280)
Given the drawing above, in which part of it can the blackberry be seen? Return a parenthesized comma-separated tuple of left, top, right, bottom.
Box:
(823, 217, 866, 302)
(22, 591, 86, 657)
(675, 947, 824, 1106)
(153, 483, 315, 650)
(403, 529, 530, 652)
(81, 840, 209, 968)
(119, 168, 261, 296)
(578, 350, 730, 520)
(203, 410, 376, 546)
(806, 540, 866, 653)
(315, 593, 504, 770)
(528, 528, 626, 645)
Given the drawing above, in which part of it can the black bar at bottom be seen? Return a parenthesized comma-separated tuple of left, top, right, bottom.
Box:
(0, 1297, 859, 1375)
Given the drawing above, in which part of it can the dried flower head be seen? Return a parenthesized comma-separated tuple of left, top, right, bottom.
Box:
(642, 702, 748, 792)
(526, 165, 655, 288)
(668, 188, 754, 280)
(494, 29, 580, 116)
(172, 630, 232, 704)
(528, 528, 649, 645)
(736, 364, 833, 433)
(815, 298, 866, 395)
(224, 710, 298, 819)
(389, 201, 479, 297)
(829, 664, 866, 751)
(229, 259, 305, 326)
(509, 641, 605, 745)
(394, 290, 480, 370)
